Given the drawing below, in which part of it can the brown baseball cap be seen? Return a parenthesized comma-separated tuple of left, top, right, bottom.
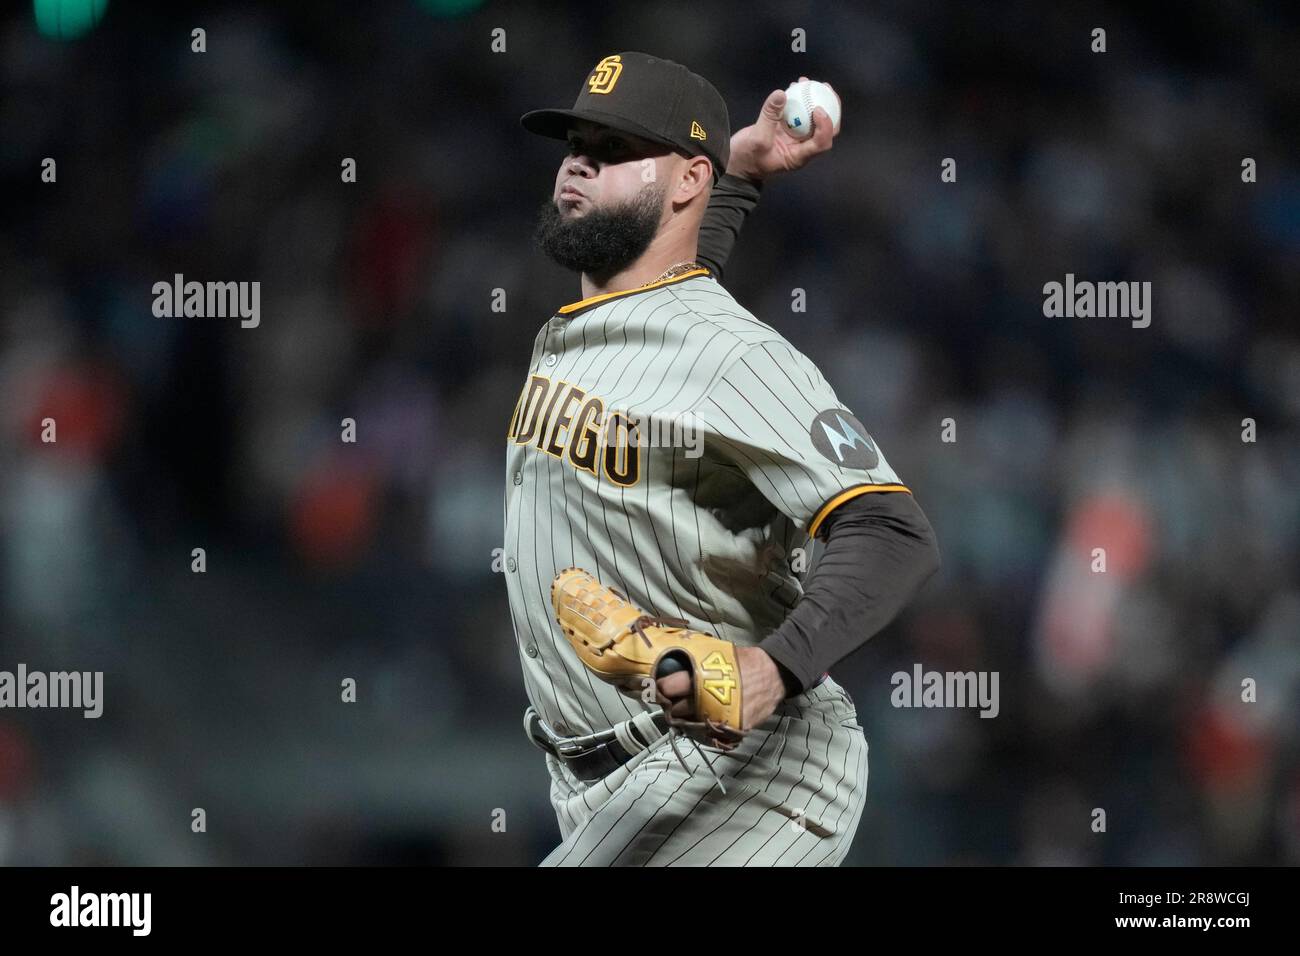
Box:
(520, 51, 730, 182)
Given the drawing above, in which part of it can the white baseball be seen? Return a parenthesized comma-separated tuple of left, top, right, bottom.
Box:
(781, 79, 841, 140)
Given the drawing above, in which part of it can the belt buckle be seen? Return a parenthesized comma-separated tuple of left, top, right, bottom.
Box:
(524, 707, 560, 757)
(554, 736, 590, 758)
(525, 707, 596, 758)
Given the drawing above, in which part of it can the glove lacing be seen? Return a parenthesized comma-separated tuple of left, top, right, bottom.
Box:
(622, 612, 732, 796)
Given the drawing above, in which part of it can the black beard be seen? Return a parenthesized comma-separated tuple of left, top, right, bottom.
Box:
(534, 182, 666, 276)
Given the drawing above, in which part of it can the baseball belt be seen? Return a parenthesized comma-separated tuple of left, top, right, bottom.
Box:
(522, 673, 830, 784)
(524, 706, 670, 783)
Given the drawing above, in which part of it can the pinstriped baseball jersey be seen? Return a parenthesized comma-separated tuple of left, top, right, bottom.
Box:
(503, 268, 908, 739)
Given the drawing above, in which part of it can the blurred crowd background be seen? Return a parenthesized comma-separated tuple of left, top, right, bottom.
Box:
(1, 0, 1297, 865)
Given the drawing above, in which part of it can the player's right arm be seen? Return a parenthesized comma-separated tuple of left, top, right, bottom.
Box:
(697, 81, 838, 280)
(696, 173, 762, 281)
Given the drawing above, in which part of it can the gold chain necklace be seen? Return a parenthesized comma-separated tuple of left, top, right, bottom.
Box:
(647, 260, 706, 285)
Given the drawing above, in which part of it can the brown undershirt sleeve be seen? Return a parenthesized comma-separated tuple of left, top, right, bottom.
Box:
(696, 173, 763, 281)
(760, 490, 942, 696)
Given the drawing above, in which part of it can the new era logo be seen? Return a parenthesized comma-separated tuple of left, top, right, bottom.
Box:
(690, 120, 706, 141)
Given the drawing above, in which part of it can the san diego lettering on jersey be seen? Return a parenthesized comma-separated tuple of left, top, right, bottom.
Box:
(507, 374, 641, 487)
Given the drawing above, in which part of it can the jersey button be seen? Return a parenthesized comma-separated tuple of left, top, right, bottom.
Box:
(525, 644, 538, 658)
(506, 557, 517, 572)
(513, 471, 522, 485)
(544, 353, 558, 367)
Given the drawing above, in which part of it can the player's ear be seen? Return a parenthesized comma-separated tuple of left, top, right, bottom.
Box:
(675, 155, 713, 203)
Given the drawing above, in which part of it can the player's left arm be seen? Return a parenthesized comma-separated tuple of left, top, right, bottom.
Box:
(657, 340, 940, 730)
(758, 488, 940, 700)
(696, 78, 839, 281)
(656, 493, 940, 731)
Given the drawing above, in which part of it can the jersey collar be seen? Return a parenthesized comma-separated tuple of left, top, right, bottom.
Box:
(555, 267, 711, 319)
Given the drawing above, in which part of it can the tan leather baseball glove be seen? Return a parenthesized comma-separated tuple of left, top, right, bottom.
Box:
(550, 566, 747, 751)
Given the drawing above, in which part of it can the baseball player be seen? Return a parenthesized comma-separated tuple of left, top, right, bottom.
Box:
(506, 52, 940, 866)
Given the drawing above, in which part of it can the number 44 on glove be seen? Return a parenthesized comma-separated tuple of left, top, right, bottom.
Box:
(550, 567, 748, 754)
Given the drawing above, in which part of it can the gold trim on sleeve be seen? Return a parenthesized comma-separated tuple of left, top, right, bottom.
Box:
(806, 483, 912, 539)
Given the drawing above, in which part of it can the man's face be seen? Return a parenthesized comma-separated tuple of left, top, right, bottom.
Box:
(534, 121, 674, 276)
(551, 121, 672, 212)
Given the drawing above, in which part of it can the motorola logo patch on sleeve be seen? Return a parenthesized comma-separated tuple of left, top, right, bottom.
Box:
(810, 409, 879, 469)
